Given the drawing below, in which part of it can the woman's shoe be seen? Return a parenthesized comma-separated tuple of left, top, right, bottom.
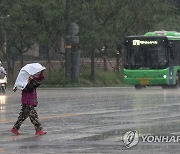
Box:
(35, 130, 47, 136)
(10, 128, 21, 135)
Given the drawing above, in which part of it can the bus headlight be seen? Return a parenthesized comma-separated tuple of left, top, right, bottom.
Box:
(124, 75, 127, 78)
(163, 75, 167, 79)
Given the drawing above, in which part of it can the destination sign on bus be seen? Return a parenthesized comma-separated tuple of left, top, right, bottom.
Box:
(133, 40, 158, 46)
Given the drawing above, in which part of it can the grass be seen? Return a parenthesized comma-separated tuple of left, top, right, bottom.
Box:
(43, 69, 124, 87)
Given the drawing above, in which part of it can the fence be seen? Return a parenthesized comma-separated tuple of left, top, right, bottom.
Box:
(2, 57, 123, 83)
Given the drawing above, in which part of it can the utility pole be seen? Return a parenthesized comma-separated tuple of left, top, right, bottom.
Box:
(65, 0, 72, 81)
(65, 0, 80, 84)
(90, 0, 95, 82)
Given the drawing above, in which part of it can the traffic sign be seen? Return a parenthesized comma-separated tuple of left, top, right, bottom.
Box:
(70, 22, 79, 36)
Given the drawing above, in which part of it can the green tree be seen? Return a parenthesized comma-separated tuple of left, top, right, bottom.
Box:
(72, 0, 180, 57)
(0, 0, 180, 80)
(34, 0, 65, 71)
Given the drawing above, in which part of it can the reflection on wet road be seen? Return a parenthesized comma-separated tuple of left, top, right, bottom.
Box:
(1, 87, 180, 153)
(0, 95, 6, 112)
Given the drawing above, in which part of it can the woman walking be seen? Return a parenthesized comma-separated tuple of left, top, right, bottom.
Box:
(10, 63, 47, 136)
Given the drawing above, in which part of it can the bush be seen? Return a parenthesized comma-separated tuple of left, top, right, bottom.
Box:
(43, 69, 124, 87)
(80, 69, 123, 87)
(43, 70, 69, 87)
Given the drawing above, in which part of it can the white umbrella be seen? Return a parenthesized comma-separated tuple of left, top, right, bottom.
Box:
(13, 63, 46, 90)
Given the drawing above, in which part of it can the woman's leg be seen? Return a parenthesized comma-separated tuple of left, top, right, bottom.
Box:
(29, 106, 43, 131)
(13, 105, 29, 130)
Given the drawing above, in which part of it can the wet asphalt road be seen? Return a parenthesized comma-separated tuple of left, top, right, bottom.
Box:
(1, 87, 180, 153)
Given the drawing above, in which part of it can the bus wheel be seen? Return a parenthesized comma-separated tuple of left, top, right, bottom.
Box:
(135, 85, 144, 89)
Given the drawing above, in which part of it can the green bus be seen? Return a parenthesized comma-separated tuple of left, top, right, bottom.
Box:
(123, 31, 180, 89)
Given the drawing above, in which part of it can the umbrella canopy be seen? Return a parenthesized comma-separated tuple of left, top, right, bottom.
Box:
(13, 63, 46, 90)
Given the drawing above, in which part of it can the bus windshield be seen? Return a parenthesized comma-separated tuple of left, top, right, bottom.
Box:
(124, 39, 168, 69)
